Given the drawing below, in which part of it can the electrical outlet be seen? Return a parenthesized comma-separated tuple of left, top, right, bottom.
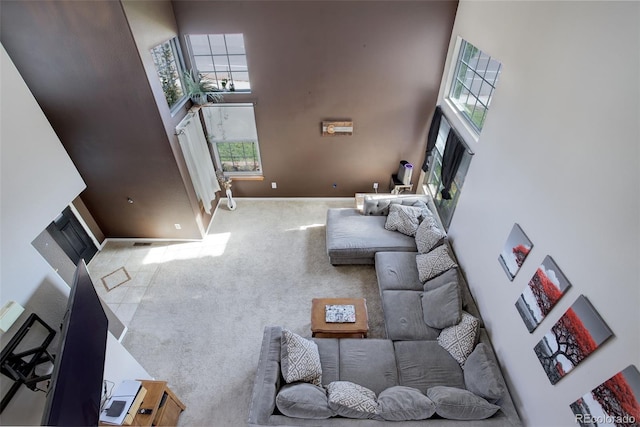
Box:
(174, 224, 181, 230)
(373, 182, 379, 190)
(271, 182, 277, 189)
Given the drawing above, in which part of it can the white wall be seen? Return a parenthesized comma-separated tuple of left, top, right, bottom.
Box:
(438, 2, 639, 425)
(0, 44, 150, 424)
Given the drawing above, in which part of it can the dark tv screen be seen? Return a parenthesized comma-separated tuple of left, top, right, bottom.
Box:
(41, 260, 108, 426)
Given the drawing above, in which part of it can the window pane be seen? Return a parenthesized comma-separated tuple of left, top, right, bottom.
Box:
(447, 39, 501, 133)
(225, 34, 246, 54)
(208, 34, 227, 55)
(150, 39, 185, 108)
(228, 55, 248, 72)
(215, 72, 231, 85)
(189, 35, 211, 55)
(217, 142, 260, 172)
(213, 55, 231, 72)
(194, 56, 214, 72)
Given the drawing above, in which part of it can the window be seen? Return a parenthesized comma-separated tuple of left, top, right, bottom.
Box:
(447, 39, 501, 133)
(423, 115, 473, 229)
(185, 34, 250, 92)
(150, 38, 187, 111)
(201, 104, 262, 176)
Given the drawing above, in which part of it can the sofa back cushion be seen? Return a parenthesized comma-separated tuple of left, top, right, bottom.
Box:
(339, 339, 399, 395)
(363, 196, 430, 217)
(313, 338, 339, 385)
(394, 340, 464, 394)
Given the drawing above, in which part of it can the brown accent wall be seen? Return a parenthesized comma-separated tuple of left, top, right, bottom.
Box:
(173, 0, 458, 197)
(1, 0, 202, 239)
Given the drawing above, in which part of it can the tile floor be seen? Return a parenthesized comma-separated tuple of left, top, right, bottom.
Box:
(86, 239, 213, 327)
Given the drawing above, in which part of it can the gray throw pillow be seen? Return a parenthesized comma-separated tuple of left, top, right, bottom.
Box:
(416, 246, 457, 283)
(463, 343, 506, 403)
(427, 386, 499, 420)
(385, 204, 423, 236)
(377, 386, 436, 421)
(281, 329, 322, 386)
(275, 383, 335, 419)
(415, 216, 446, 253)
(326, 381, 378, 419)
(421, 282, 462, 329)
(437, 312, 480, 366)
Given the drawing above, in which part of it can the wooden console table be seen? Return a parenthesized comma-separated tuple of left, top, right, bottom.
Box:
(130, 380, 185, 426)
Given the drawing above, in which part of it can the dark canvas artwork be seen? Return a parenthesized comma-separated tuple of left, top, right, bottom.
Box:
(498, 223, 533, 281)
(515, 256, 572, 332)
(570, 365, 640, 426)
(534, 295, 613, 385)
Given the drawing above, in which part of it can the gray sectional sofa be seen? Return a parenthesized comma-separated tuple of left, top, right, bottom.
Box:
(248, 195, 521, 426)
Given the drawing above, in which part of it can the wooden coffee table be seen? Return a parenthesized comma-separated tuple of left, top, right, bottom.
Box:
(311, 298, 368, 338)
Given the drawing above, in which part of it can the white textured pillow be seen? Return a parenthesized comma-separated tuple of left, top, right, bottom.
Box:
(415, 217, 446, 253)
(326, 381, 379, 419)
(385, 204, 423, 236)
(281, 329, 322, 386)
(416, 245, 457, 283)
(437, 312, 480, 366)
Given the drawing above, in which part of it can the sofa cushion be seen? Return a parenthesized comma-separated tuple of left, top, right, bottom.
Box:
(377, 386, 436, 421)
(464, 343, 506, 403)
(422, 282, 462, 329)
(382, 291, 440, 341)
(438, 312, 481, 366)
(394, 340, 464, 394)
(281, 329, 322, 386)
(313, 338, 339, 385)
(427, 386, 500, 420)
(339, 339, 398, 395)
(416, 246, 457, 283)
(384, 204, 423, 236)
(275, 383, 334, 419)
(423, 267, 484, 326)
(375, 252, 423, 292)
(415, 217, 446, 254)
(326, 381, 379, 419)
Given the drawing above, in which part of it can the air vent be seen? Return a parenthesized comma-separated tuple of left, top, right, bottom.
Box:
(133, 242, 152, 246)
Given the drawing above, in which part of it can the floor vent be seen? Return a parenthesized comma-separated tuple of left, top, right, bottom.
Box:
(133, 242, 152, 246)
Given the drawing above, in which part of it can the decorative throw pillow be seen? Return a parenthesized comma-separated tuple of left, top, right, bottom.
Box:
(416, 246, 457, 283)
(421, 282, 462, 329)
(275, 383, 335, 419)
(377, 386, 436, 421)
(463, 343, 506, 402)
(437, 312, 480, 366)
(427, 386, 499, 420)
(326, 381, 378, 419)
(281, 329, 322, 386)
(415, 217, 446, 253)
(385, 204, 423, 236)
(410, 200, 434, 223)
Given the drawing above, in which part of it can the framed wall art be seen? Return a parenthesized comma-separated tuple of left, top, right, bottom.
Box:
(570, 365, 640, 426)
(498, 223, 533, 281)
(534, 295, 613, 385)
(515, 256, 572, 332)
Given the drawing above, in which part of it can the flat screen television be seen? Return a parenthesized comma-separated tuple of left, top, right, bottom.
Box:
(41, 260, 108, 426)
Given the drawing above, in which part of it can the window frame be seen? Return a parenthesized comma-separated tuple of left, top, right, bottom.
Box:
(185, 34, 251, 94)
(445, 37, 501, 135)
(150, 37, 188, 114)
(201, 103, 263, 178)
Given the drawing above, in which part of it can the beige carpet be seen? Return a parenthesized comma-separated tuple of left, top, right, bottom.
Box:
(122, 199, 385, 426)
